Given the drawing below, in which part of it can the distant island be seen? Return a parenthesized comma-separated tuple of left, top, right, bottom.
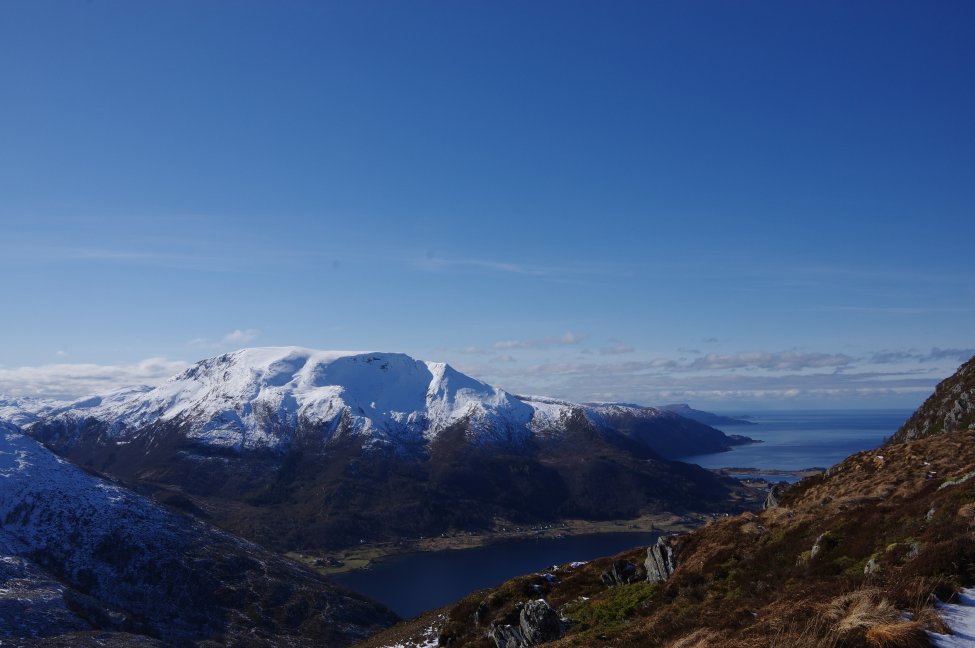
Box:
(659, 403, 756, 427)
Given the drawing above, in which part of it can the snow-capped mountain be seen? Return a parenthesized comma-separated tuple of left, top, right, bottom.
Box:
(11, 347, 753, 551)
(18, 347, 747, 458)
(0, 420, 397, 645)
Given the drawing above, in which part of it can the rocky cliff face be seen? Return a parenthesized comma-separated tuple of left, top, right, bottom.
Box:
(0, 422, 397, 647)
(890, 354, 975, 443)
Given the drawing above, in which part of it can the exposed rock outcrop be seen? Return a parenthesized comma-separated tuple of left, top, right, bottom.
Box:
(520, 599, 564, 645)
(488, 599, 564, 648)
(891, 354, 975, 443)
(489, 622, 526, 648)
(764, 483, 787, 509)
(645, 536, 676, 583)
(600, 559, 641, 586)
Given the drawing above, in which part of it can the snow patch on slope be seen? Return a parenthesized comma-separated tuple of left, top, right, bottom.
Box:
(929, 588, 975, 647)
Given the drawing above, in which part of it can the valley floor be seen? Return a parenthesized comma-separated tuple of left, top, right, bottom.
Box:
(288, 512, 712, 576)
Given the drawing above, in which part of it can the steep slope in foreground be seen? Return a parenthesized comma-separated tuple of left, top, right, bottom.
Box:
(16, 348, 753, 550)
(364, 358, 975, 647)
(0, 422, 397, 647)
(891, 355, 975, 443)
(366, 430, 975, 648)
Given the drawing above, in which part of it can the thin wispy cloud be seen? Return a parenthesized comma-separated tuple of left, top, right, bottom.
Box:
(491, 354, 518, 363)
(494, 331, 586, 350)
(687, 351, 854, 372)
(809, 305, 974, 315)
(0, 243, 250, 273)
(599, 345, 635, 356)
(462, 344, 972, 407)
(868, 347, 975, 364)
(457, 346, 494, 355)
(411, 254, 628, 284)
(413, 256, 553, 277)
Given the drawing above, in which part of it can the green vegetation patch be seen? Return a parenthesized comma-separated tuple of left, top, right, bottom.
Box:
(567, 582, 658, 630)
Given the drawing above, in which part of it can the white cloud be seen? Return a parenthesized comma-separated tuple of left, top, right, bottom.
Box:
(222, 329, 260, 344)
(0, 358, 192, 400)
(188, 329, 261, 349)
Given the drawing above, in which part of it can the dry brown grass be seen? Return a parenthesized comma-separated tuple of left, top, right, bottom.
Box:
(957, 501, 975, 522)
(863, 620, 928, 648)
(815, 588, 937, 648)
(823, 589, 898, 633)
(667, 628, 726, 647)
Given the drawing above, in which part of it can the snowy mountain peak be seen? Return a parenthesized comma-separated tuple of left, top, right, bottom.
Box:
(32, 347, 535, 452)
(17, 347, 754, 462)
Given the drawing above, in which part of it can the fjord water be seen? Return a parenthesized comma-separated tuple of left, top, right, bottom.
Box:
(335, 410, 909, 619)
(334, 531, 659, 619)
(682, 409, 913, 473)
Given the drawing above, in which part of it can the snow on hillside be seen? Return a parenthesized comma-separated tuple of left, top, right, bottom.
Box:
(0, 396, 60, 427)
(25, 348, 543, 451)
(0, 419, 399, 644)
(929, 588, 975, 647)
(11, 347, 706, 455)
(0, 419, 175, 564)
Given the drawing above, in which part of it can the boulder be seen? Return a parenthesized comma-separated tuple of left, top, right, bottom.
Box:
(487, 599, 564, 648)
(864, 557, 880, 574)
(520, 599, 564, 645)
(646, 537, 675, 583)
(764, 483, 787, 509)
(489, 622, 526, 648)
(600, 559, 640, 586)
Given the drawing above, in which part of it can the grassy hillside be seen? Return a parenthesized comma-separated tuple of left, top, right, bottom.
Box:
(361, 429, 975, 647)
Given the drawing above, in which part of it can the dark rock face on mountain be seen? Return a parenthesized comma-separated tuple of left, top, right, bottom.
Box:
(659, 403, 756, 427)
(890, 354, 975, 443)
(581, 402, 756, 459)
(13, 348, 752, 551)
(0, 422, 397, 647)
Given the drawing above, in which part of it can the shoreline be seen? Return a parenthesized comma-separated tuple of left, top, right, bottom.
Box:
(715, 467, 825, 479)
(287, 512, 708, 576)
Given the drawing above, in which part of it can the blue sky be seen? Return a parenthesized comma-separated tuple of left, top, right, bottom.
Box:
(1, 1, 973, 409)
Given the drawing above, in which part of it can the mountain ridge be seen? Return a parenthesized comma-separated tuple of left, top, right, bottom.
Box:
(8, 347, 756, 551)
(11, 346, 754, 459)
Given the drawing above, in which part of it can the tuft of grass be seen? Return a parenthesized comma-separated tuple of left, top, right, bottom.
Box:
(822, 589, 897, 633)
(667, 628, 726, 647)
(864, 620, 929, 648)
